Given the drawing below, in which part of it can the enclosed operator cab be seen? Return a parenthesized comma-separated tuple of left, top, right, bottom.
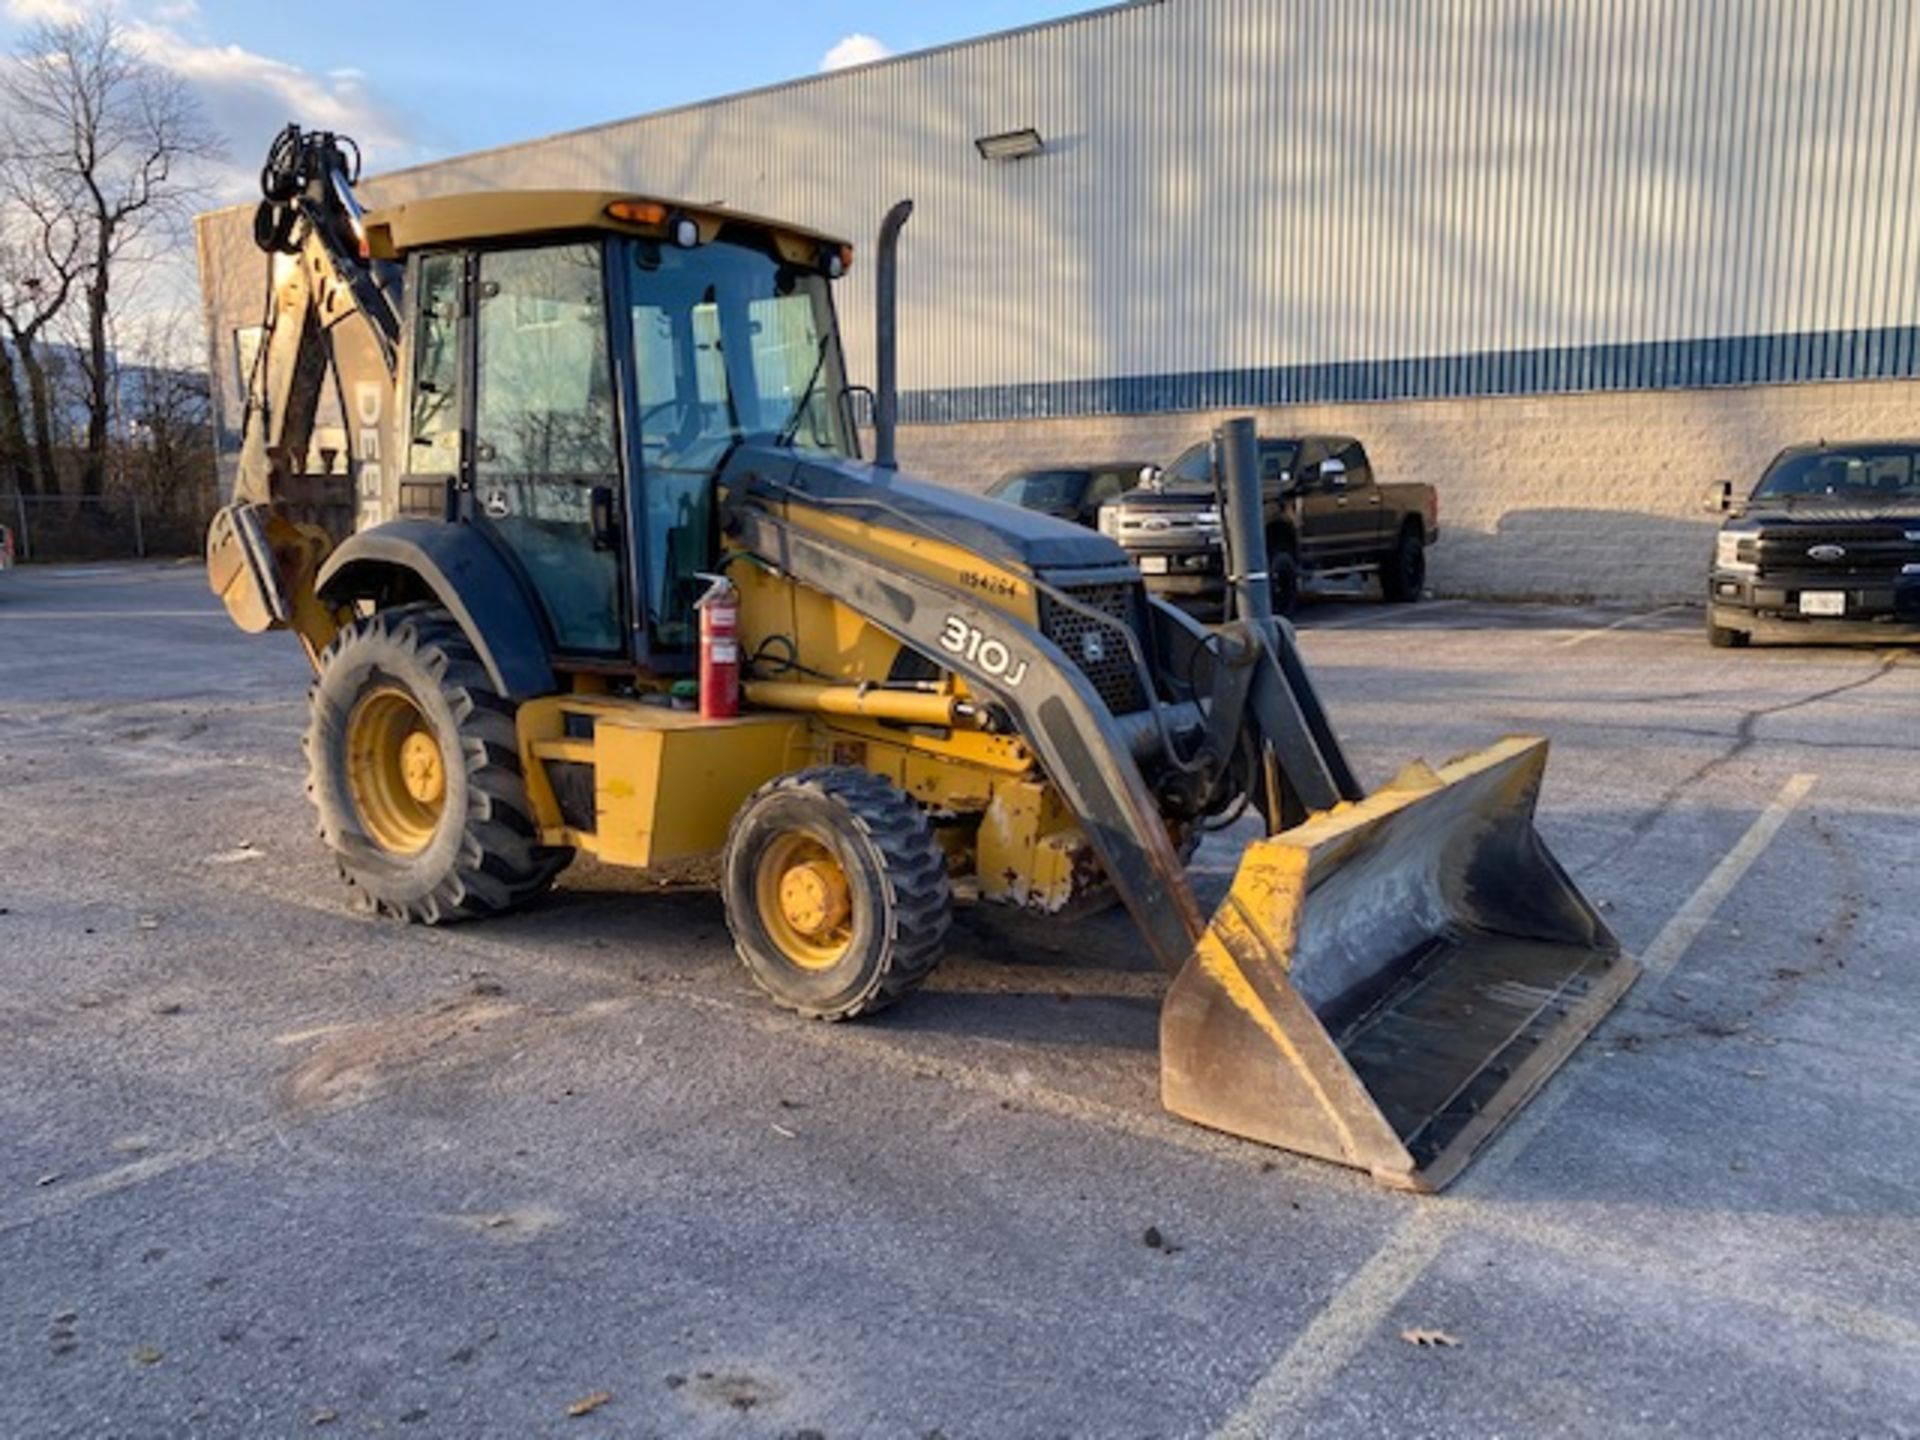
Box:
(368, 193, 856, 670)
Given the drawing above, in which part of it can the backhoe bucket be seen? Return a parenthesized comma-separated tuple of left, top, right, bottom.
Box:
(1161, 736, 1635, 1191)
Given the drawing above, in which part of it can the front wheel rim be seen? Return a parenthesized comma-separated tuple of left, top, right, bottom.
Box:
(755, 831, 855, 971)
(345, 687, 447, 855)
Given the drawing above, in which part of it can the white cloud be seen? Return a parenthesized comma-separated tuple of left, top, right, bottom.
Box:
(819, 32, 891, 73)
(1, 0, 432, 335)
(3, 0, 88, 21)
(129, 29, 428, 202)
(5, 0, 430, 203)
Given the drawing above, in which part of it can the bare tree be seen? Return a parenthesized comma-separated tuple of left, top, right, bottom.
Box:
(0, 164, 86, 496)
(118, 305, 214, 522)
(1, 11, 222, 498)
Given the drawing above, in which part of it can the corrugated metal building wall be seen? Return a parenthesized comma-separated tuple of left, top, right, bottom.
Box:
(199, 0, 1920, 597)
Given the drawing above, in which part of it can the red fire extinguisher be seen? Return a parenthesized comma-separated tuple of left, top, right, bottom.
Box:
(695, 572, 741, 719)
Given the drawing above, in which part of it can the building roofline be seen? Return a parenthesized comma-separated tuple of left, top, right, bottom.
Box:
(196, 2, 1161, 226)
(368, 1, 1162, 186)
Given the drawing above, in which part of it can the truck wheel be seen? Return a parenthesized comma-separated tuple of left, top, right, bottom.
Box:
(723, 767, 950, 1020)
(1269, 549, 1301, 617)
(1706, 616, 1751, 649)
(1381, 527, 1426, 602)
(306, 605, 571, 923)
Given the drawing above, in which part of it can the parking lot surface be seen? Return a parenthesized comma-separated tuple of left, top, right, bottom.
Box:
(2, 564, 1916, 1438)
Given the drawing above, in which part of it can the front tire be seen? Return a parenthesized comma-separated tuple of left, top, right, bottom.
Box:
(1706, 615, 1751, 648)
(723, 767, 950, 1020)
(1380, 527, 1426, 602)
(306, 606, 571, 923)
(1269, 548, 1301, 617)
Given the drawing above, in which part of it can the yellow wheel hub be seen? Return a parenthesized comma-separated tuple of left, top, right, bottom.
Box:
(345, 688, 448, 856)
(756, 833, 854, 970)
(399, 730, 445, 805)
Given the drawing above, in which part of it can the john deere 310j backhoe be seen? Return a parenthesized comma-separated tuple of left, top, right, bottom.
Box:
(205, 126, 1635, 1190)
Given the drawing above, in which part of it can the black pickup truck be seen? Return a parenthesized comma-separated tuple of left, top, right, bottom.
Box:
(1097, 434, 1438, 615)
(1707, 441, 1920, 646)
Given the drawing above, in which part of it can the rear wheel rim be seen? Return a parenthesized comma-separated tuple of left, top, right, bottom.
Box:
(755, 832, 855, 970)
(345, 687, 447, 855)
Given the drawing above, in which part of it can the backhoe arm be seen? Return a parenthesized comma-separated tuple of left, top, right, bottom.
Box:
(207, 126, 401, 665)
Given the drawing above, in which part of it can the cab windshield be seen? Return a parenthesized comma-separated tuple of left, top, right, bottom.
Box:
(1753, 446, 1920, 502)
(625, 231, 852, 644)
(991, 470, 1090, 510)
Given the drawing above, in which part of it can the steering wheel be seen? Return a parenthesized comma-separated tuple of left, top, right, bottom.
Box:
(637, 396, 702, 431)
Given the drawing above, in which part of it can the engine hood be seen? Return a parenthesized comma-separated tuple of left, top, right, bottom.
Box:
(1734, 498, 1920, 528)
(725, 446, 1130, 574)
(1110, 485, 1216, 510)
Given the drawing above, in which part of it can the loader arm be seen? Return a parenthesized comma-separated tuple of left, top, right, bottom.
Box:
(728, 487, 1211, 973)
(731, 428, 1634, 1191)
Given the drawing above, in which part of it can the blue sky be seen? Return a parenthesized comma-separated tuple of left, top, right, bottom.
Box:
(2, 0, 1094, 185)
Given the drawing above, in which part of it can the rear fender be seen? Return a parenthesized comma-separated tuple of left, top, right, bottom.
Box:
(315, 520, 557, 700)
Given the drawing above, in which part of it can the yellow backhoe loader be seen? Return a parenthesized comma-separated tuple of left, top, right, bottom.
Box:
(205, 126, 1635, 1190)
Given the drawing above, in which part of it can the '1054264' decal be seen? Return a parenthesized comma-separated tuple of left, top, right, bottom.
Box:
(939, 615, 1030, 687)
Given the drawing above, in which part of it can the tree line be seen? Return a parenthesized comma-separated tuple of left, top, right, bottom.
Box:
(0, 10, 222, 518)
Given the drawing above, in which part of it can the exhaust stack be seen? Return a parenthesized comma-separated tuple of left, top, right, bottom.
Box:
(872, 198, 913, 471)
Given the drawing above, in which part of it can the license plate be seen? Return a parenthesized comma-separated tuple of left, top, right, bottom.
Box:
(1137, 556, 1170, 574)
(1798, 591, 1846, 616)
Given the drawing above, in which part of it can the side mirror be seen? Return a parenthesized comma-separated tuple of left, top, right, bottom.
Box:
(840, 382, 875, 430)
(1702, 479, 1734, 514)
(1319, 457, 1349, 487)
(1140, 464, 1164, 491)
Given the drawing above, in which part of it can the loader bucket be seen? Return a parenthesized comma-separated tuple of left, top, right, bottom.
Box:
(1161, 735, 1636, 1191)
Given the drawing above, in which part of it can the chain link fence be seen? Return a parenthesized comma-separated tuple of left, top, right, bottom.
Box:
(2, 492, 212, 563)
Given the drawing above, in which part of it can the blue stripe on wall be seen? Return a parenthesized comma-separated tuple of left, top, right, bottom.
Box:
(894, 324, 1920, 427)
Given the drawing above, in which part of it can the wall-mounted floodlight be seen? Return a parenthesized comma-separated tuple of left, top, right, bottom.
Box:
(974, 127, 1045, 161)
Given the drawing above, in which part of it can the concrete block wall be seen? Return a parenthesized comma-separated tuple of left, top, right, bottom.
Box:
(887, 377, 1920, 603)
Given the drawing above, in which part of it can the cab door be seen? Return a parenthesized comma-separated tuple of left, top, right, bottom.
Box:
(1325, 440, 1384, 559)
(1294, 438, 1339, 566)
(471, 241, 627, 655)
(1300, 439, 1379, 563)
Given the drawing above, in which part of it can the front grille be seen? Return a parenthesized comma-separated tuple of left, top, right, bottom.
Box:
(1039, 583, 1149, 714)
(1113, 505, 1221, 543)
(1754, 526, 1919, 579)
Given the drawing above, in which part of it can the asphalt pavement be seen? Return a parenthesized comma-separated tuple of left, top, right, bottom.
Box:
(1, 563, 1915, 1438)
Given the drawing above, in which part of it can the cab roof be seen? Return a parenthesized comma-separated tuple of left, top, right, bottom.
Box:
(1776, 439, 1920, 455)
(362, 189, 851, 269)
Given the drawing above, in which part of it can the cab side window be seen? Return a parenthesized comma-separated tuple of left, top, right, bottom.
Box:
(1167, 444, 1213, 486)
(1295, 439, 1327, 484)
(408, 252, 463, 475)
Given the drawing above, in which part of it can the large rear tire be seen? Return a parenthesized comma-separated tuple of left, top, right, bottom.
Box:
(306, 605, 571, 923)
(1380, 526, 1426, 603)
(722, 767, 950, 1020)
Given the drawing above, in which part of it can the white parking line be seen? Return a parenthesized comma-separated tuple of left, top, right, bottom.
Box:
(1553, 604, 1686, 647)
(1635, 772, 1817, 982)
(1304, 598, 1465, 630)
(0, 609, 221, 620)
(1209, 771, 1818, 1439)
